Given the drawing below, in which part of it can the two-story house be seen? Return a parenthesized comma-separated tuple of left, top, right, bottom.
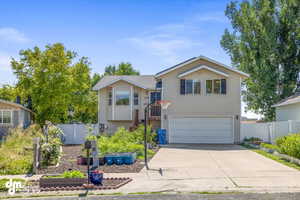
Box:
(93, 56, 249, 144)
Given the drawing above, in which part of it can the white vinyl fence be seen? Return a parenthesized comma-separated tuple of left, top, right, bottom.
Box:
(241, 120, 300, 143)
(57, 124, 98, 145)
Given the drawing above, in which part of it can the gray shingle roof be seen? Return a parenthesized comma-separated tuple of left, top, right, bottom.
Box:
(0, 99, 33, 113)
(92, 75, 156, 90)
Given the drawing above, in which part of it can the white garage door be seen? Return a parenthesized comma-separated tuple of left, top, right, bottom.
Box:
(169, 117, 234, 144)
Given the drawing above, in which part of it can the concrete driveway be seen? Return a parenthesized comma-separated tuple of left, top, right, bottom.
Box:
(136, 144, 300, 191)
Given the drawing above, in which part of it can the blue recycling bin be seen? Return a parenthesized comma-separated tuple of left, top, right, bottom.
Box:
(157, 129, 167, 144)
(104, 155, 115, 165)
(89, 170, 104, 185)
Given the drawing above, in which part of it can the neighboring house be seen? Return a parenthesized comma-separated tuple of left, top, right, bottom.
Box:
(273, 88, 300, 121)
(0, 99, 33, 139)
(93, 55, 249, 144)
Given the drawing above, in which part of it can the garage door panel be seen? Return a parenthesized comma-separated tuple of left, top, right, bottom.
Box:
(169, 117, 233, 144)
(171, 137, 233, 144)
(170, 130, 231, 138)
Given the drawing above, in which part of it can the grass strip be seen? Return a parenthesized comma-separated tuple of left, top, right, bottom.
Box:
(241, 144, 300, 171)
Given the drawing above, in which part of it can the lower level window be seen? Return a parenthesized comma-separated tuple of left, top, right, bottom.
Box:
(0, 110, 12, 124)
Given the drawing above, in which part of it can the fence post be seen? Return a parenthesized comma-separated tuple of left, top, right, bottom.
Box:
(269, 122, 275, 144)
(288, 120, 293, 133)
(32, 137, 40, 174)
(73, 124, 76, 144)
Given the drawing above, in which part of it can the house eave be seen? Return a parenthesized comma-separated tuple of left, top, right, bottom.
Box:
(0, 99, 34, 113)
(93, 77, 151, 91)
(155, 55, 250, 78)
(177, 65, 229, 78)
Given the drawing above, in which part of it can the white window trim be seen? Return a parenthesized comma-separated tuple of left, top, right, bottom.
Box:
(0, 110, 13, 125)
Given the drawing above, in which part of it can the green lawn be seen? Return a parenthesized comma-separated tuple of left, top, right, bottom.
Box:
(241, 144, 300, 171)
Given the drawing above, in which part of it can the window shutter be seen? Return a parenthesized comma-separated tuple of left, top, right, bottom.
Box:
(180, 79, 186, 95)
(221, 79, 227, 94)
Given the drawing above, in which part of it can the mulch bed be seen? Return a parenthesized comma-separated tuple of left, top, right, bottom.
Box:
(40, 177, 132, 191)
(38, 145, 158, 174)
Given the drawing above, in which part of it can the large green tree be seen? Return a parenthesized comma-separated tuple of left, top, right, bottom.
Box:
(0, 84, 17, 101)
(104, 62, 140, 75)
(11, 43, 96, 125)
(221, 0, 300, 121)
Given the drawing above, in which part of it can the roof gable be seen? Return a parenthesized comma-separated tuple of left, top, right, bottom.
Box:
(155, 55, 249, 78)
(272, 94, 300, 107)
(92, 75, 156, 90)
(178, 65, 229, 78)
(0, 99, 33, 113)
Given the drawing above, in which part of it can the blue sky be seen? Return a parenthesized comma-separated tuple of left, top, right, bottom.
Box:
(0, 0, 258, 118)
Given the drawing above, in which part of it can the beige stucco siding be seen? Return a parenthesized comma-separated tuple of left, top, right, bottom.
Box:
(98, 80, 151, 133)
(160, 58, 242, 143)
(276, 103, 300, 121)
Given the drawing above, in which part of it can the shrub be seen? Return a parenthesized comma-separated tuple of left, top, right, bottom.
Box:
(45, 170, 86, 178)
(0, 125, 43, 175)
(244, 137, 262, 142)
(260, 143, 280, 151)
(40, 125, 63, 166)
(275, 134, 300, 159)
(0, 124, 63, 174)
(87, 125, 157, 159)
(62, 170, 85, 178)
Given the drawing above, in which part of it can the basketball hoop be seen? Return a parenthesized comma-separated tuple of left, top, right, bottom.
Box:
(157, 100, 171, 110)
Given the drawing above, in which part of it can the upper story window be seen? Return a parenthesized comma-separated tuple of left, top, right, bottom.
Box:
(0, 110, 12, 124)
(116, 91, 130, 105)
(194, 81, 201, 94)
(156, 80, 162, 89)
(206, 79, 227, 95)
(108, 91, 112, 105)
(134, 92, 139, 105)
(180, 79, 201, 95)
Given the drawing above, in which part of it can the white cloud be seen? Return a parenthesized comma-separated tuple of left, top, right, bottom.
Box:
(154, 23, 201, 35)
(127, 34, 201, 64)
(194, 12, 228, 23)
(124, 11, 228, 65)
(126, 22, 202, 64)
(0, 53, 12, 71)
(0, 27, 30, 43)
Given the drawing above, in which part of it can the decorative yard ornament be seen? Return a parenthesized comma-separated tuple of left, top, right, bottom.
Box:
(91, 140, 99, 169)
(84, 140, 92, 184)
